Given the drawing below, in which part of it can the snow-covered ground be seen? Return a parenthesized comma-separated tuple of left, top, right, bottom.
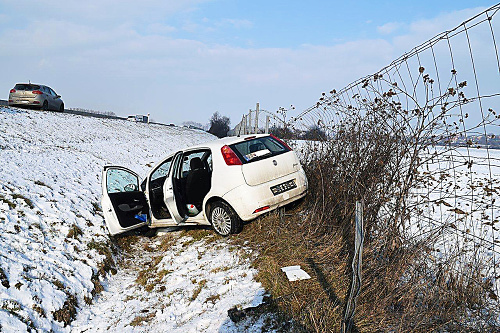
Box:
(0, 107, 268, 332)
(72, 231, 269, 333)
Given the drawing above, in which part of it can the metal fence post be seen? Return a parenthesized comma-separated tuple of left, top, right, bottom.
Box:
(242, 115, 247, 135)
(248, 109, 252, 134)
(341, 200, 364, 333)
(255, 103, 259, 134)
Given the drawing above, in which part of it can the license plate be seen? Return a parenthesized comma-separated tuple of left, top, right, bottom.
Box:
(271, 179, 297, 196)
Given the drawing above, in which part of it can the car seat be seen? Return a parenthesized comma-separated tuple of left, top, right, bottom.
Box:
(185, 157, 211, 212)
(249, 142, 265, 153)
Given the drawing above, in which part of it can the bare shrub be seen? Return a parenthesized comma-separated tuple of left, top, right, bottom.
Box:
(234, 64, 499, 331)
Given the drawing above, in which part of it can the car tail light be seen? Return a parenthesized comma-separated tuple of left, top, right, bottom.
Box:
(32, 90, 43, 95)
(221, 145, 242, 165)
(9, 89, 16, 93)
(270, 134, 292, 151)
(253, 206, 270, 214)
(33, 101, 40, 104)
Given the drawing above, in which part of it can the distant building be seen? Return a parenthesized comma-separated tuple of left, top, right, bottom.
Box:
(127, 114, 150, 123)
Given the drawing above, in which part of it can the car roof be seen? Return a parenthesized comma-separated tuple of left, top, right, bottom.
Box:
(185, 134, 271, 151)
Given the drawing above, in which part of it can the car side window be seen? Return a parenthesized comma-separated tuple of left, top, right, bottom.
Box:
(49, 88, 57, 97)
(151, 158, 172, 182)
(107, 169, 139, 193)
(181, 151, 209, 177)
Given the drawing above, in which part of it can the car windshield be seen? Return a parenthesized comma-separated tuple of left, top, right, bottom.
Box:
(14, 84, 40, 91)
(230, 136, 290, 163)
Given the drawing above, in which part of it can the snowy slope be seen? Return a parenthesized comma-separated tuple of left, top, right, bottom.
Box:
(0, 107, 266, 331)
(72, 232, 269, 332)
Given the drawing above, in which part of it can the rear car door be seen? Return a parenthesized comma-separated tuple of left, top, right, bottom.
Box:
(163, 152, 186, 223)
(101, 166, 149, 235)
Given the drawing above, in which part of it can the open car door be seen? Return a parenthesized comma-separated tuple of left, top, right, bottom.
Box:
(163, 152, 187, 223)
(101, 166, 150, 235)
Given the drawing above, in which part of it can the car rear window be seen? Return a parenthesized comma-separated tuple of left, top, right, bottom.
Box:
(230, 136, 291, 164)
(14, 84, 40, 91)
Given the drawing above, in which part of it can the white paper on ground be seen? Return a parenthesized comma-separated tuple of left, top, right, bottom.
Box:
(281, 265, 311, 281)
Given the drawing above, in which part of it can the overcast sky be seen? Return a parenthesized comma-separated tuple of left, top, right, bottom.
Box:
(0, 1, 495, 125)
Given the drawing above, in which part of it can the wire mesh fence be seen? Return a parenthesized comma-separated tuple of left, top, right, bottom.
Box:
(288, 3, 500, 326)
(229, 3, 500, 329)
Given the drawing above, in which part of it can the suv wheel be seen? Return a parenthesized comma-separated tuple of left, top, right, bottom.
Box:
(210, 201, 241, 236)
(41, 101, 48, 111)
(59, 103, 64, 112)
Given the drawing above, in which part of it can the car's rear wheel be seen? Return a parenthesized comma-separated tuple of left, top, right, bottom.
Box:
(210, 201, 241, 236)
(41, 101, 48, 111)
(59, 103, 64, 112)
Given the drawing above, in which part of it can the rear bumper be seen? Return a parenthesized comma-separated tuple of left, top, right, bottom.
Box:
(8, 99, 41, 108)
(222, 168, 308, 221)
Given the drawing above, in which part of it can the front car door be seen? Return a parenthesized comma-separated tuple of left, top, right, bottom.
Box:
(47, 87, 60, 110)
(101, 166, 149, 235)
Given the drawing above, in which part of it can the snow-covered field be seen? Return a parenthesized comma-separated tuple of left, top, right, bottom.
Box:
(0, 107, 268, 332)
(409, 146, 500, 298)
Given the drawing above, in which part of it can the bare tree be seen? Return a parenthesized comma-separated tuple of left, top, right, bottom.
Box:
(208, 112, 230, 138)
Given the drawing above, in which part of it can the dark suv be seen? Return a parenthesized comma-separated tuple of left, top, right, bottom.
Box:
(8, 83, 64, 112)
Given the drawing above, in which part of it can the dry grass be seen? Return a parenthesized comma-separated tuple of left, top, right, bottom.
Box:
(52, 294, 77, 327)
(130, 312, 155, 326)
(136, 256, 163, 291)
(191, 279, 207, 301)
(231, 143, 498, 332)
(233, 207, 346, 332)
(66, 224, 83, 239)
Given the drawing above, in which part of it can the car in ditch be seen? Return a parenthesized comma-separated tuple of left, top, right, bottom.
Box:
(101, 134, 308, 236)
(8, 83, 64, 111)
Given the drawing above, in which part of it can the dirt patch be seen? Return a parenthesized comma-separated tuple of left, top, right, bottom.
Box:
(53, 294, 77, 327)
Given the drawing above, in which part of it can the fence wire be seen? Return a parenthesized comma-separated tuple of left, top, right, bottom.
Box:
(289, 3, 500, 326)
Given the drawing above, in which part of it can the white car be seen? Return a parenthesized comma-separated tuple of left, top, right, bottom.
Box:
(101, 134, 308, 236)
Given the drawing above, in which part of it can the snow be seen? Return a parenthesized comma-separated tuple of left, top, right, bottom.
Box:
(0, 107, 268, 332)
(72, 233, 267, 332)
(408, 146, 500, 298)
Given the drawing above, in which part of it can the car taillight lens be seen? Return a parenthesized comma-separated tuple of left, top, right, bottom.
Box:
(32, 90, 43, 94)
(221, 145, 242, 165)
(10, 89, 16, 93)
(270, 134, 292, 151)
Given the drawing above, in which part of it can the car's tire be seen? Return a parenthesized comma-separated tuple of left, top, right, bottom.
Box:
(41, 101, 48, 111)
(209, 201, 241, 236)
(59, 103, 64, 112)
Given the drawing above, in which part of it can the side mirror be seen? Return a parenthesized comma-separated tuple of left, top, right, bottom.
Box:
(55, 95, 61, 99)
(124, 183, 138, 192)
